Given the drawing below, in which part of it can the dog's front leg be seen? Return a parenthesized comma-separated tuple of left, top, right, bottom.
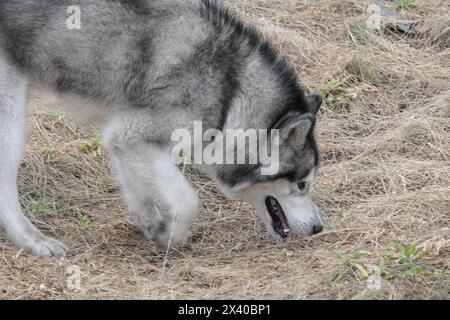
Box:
(105, 139, 200, 251)
(0, 53, 68, 256)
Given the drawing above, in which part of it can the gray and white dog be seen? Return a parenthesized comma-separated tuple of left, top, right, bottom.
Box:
(0, 0, 323, 257)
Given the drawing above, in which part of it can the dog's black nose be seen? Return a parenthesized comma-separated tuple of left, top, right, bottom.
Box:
(312, 225, 323, 235)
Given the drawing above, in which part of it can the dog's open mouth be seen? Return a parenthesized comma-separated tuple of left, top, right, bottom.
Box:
(265, 196, 290, 238)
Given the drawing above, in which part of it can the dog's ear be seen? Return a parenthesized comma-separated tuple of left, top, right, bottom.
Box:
(305, 94, 323, 115)
(274, 113, 314, 144)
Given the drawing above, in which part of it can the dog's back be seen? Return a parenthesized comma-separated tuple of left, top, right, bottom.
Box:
(0, 0, 222, 107)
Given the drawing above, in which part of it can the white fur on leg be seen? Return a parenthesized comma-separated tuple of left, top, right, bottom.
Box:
(103, 126, 200, 250)
(0, 52, 68, 257)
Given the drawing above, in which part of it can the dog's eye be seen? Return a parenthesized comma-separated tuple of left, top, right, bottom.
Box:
(297, 182, 307, 191)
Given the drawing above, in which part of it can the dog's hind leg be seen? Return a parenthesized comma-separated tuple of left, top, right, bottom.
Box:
(104, 135, 200, 251)
(0, 53, 68, 257)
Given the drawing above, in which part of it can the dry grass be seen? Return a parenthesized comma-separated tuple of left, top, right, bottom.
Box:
(1, 0, 449, 300)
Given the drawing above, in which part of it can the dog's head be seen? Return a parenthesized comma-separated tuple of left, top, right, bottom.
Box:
(217, 94, 323, 238)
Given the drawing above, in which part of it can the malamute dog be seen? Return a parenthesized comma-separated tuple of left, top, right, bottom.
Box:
(0, 0, 323, 257)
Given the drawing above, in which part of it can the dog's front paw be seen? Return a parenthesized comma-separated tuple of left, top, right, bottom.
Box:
(132, 196, 199, 251)
(140, 218, 190, 251)
(152, 221, 190, 251)
(13, 232, 68, 257)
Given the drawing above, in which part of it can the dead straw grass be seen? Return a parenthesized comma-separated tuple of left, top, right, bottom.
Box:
(0, 0, 449, 299)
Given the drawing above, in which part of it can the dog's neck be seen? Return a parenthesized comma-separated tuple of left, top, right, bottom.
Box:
(222, 52, 298, 133)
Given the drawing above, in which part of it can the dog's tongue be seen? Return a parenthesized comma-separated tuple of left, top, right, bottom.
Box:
(268, 197, 290, 237)
(277, 210, 290, 235)
(281, 220, 290, 235)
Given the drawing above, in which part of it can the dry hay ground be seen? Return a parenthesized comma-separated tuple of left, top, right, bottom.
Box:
(0, 0, 449, 300)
